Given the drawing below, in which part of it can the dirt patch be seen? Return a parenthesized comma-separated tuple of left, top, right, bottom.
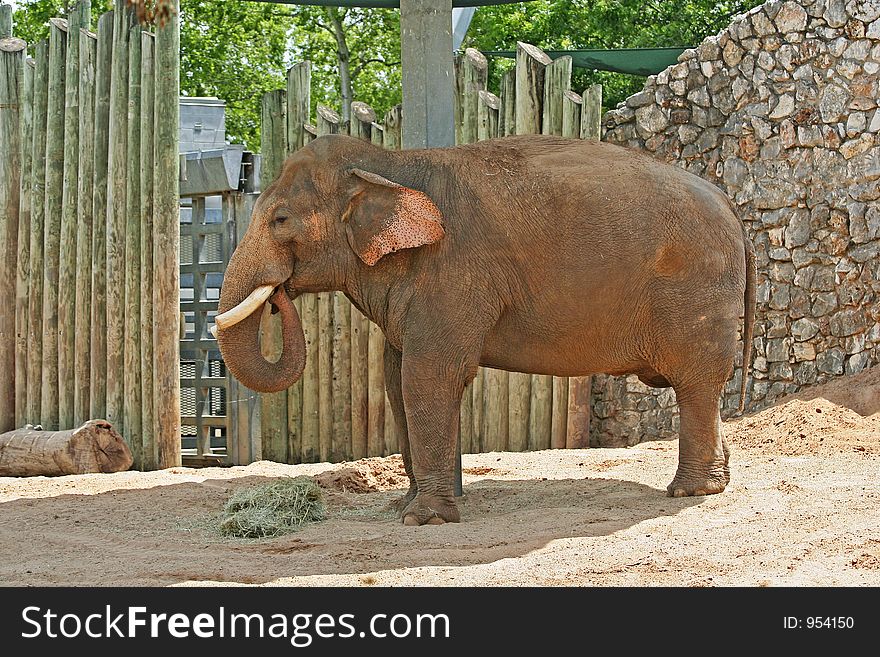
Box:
(462, 466, 495, 475)
(0, 366, 877, 586)
(315, 456, 409, 493)
(727, 396, 880, 456)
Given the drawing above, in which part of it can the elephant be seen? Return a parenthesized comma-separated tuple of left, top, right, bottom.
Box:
(216, 133, 756, 526)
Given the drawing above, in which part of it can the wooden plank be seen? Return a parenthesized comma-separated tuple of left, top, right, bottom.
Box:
(0, 35, 24, 433)
(257, 88, 288, 463)
(551, 376, 568, 449)
(477, 90, 499, 142)
(348, 101, 375, 461)
(0, 4, 11, 38)
(470, 368, 483, 453)
(58, 2, 89, 430)
(40, 18, 68, 431)
(482, 368, 508, 452)
(541, 55, 571, 136)
(27, 40, 48, 425)
(123, 19, 142, 467)
(312, 105, 338, 464)
(139, 30, 155, 468)
(515, 42, 551, 136)
(561, 89, 582, 139)
(286, 61, 310, 153)
(456, 47, 487, 145)
(15, 57, 35, 428)
(383, 105, 401, 150)
(298, 291, 319, 464)
(499, 68, 516, 137)
(566, 376, 591, 448)
(381, 113, 400, 455)
(105, 4, 128, 433)
(581, 83, 602, 140)
(89, 11, 113, 421)
(331, 290, 351, 462)
(153, 0, 181, 468)
(74, 27, 97, 427)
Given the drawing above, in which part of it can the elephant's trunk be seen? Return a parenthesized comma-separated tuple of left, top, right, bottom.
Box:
(216, 286, 305, 393)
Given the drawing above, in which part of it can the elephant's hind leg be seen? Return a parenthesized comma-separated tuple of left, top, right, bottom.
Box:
(667, 382, 730, 497)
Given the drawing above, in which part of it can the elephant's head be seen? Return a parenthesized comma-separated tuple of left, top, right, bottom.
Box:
(215, 135, 445, 393)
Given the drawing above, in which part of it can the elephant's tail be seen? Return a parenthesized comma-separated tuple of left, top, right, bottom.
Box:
(739, 222, 756, 414)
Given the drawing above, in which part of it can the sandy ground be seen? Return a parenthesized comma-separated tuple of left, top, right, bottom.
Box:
(1, 367, 878, 587)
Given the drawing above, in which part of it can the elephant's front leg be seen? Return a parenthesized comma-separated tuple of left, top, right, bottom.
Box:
(399, 348, 474, 526)
(383, 341, 417, 515)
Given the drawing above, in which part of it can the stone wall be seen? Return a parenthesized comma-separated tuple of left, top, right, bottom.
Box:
(591, 0, 880, 446)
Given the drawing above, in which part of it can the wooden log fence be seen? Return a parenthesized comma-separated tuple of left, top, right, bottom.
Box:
(0, 0, 181, 469)
(251, 42, 599, 463)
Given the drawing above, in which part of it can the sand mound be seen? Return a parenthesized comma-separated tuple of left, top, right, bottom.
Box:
(727, 366, 880, 456)
(315, 455, 409, 493)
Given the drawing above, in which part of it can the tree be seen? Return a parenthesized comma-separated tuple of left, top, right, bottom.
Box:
(286, 4, 400, 123)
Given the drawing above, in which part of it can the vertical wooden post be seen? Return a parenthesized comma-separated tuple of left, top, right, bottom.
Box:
(482, 368, 508, 452)
(89, 10, 112, 421)
(383, 104, 401, 151)
(258, 88, 288, 463)
(365, 122, 386, 457)
(123, 19, 142, 467)
(566, 376, 591, 449)
(541, 55, 571, 136)
(0, 35, 24, 433)
(15, 57, 34, 428)
(347, 101, 374, 462)
(312, 105, 338, 464)
(477, 90, 499, 141)
(285, 63, 312, 465)
(509, 42, 551, 452)
(381, 108, 401, 455)
(74, 27, 96, 427)
(153, 0, 181, 468)
(581, 83, 602, 140)
(58, 2, 89, 430)
(139, 30, 155, 469)
(286, 61, 310, 151)
(105, 3, 128, 433)
(561, 90, 582, 139)
(40, 18, 67, 431)
(0, 4, 12, 38)
(456, 47, 487, 145)
(27, 41, 48, 425)
(540, 53, 572, 451)
(499, 68, 516, 137)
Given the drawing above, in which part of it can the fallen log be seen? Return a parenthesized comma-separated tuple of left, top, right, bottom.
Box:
(0, 420, 133, 476)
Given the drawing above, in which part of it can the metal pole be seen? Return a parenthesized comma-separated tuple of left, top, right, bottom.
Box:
(399, 0, 461, 496)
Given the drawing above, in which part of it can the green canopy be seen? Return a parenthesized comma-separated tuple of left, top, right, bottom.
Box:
(482, 47, 689, 77)
(248, 1, 531, 7)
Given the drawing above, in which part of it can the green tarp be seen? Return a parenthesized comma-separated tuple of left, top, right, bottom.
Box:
(482, 47, 689, 77)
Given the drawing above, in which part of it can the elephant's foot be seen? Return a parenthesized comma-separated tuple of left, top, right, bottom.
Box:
(387, 484, 418, 516)
(401, 492, 460, 526)
(666, 462, 730, 498)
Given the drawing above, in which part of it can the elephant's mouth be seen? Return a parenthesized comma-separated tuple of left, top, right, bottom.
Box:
(213, 282, 307, 393)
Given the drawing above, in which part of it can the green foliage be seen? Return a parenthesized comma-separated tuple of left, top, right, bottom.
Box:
(287, 5, 401, 119)
(464, 0, 765, 111)
(180, 0, 295, 150)
(12, 0, 113, 46)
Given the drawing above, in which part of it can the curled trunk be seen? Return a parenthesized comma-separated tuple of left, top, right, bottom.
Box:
(217, 287, 306, 393)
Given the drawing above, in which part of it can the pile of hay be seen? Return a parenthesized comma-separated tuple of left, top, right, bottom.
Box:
(218, 476, 326, 538)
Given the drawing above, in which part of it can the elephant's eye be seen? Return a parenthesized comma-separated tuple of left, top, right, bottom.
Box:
(274, 211, 289, 225)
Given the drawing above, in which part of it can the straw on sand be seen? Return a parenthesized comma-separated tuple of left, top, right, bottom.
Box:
(218, 476, 326, 538)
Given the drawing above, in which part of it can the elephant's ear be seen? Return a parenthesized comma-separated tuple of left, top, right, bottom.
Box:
(343, 168, 445, 266)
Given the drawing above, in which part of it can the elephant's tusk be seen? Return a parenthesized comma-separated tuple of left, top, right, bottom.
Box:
(214, 284, 275, 331)
(209, 325, 218, 338)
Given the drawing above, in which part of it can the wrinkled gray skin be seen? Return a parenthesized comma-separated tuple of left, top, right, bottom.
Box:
(217, 134, 756, 526)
